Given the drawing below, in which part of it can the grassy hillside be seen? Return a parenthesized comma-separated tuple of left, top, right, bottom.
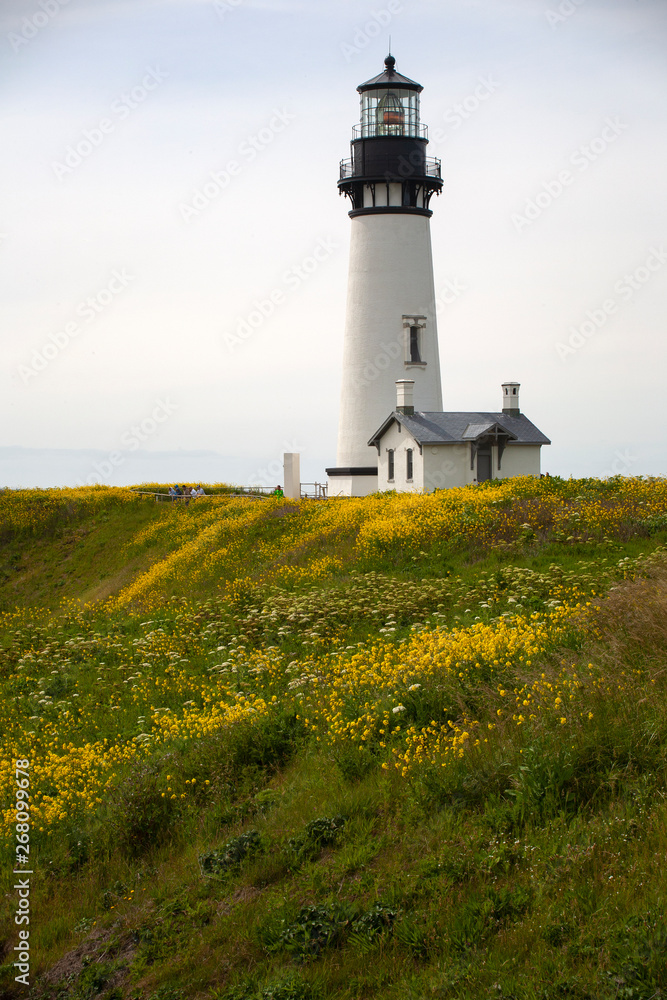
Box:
(1, 477, 667, 1000)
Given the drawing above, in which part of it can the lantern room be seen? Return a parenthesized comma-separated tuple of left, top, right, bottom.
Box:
(357, 54, 424, 139)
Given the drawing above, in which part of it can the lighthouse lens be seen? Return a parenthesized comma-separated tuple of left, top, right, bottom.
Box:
(378, 93, 404, 134)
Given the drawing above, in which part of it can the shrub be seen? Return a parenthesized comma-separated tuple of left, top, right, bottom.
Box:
(267, 903, 355, 960)
(219, 976, 316, 1000)
(330, 743, 379, 781)
(264, 899, 396, 962)
(302, 815, 347, 848)
(284, 815, 347, 864)
(199, 830, 262, 878)
(226, 710, 307, 772)
(449, 885, 533, 952)
(350, 901, 397, 939)
(260, 976, 317, 999)
(112, 763, 179, 857)
(638, 514, 667, 536)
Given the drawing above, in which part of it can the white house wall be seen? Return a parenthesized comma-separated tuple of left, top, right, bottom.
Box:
(423, 444, 471, 490)
(496, 445, 541, 479)
(376, 428, 543, 493)
(375, 420, 424, 493)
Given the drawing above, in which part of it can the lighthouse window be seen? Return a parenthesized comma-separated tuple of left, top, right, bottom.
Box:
(406, 449, 414, 481)
(387, 449, 395, 481)
(409, 326, 422, 363)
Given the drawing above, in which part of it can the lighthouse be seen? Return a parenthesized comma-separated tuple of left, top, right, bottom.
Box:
(327, 54, 444, 497)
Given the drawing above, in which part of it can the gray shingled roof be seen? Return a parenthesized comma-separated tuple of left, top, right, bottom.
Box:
(368, 412, 551, 447)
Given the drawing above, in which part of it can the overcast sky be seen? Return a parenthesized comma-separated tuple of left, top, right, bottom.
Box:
(2, 0, 666, 487)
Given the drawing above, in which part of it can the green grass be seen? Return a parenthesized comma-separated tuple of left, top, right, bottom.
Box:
(0, 480, 666, 999)
(0, 499, 166, 610)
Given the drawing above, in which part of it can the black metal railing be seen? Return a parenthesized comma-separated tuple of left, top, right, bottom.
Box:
(339, 156, 441, 181)
(352, 122, 428, 140)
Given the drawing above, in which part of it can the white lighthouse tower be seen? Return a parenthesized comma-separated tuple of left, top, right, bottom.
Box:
(327, 54, 444, 497)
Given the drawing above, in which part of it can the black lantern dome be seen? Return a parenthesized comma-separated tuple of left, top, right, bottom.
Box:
(357, 53, 422, 92)
(338, 55, 442, 217)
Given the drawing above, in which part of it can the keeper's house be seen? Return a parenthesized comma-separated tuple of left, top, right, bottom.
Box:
(368, 380, 550, 493)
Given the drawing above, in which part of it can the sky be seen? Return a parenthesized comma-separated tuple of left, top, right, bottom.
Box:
(2, 0, 666, 488)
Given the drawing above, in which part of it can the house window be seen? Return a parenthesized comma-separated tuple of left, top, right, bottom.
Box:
(387, 449, 395, 481)
(409, 326, 421, 363)
(406, 448, 413, 481)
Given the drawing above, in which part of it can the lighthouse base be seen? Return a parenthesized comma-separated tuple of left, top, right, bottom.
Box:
(326, 466, 378, 498)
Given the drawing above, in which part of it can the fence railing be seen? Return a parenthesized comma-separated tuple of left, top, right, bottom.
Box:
(130, 484, 329, 502)
(352, 122, 428, 140)
(300, 483, 328, 499)
(129, 487, 276, 502)
(339, 156, 441, 180)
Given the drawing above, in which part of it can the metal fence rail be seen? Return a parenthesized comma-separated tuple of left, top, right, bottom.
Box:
(130, 484, 330, 502)
(300, 483, 328, 499)
(129, 488, 274, 502)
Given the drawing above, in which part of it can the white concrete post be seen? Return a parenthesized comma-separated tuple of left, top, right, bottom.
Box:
(283, 453, 301, 499)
